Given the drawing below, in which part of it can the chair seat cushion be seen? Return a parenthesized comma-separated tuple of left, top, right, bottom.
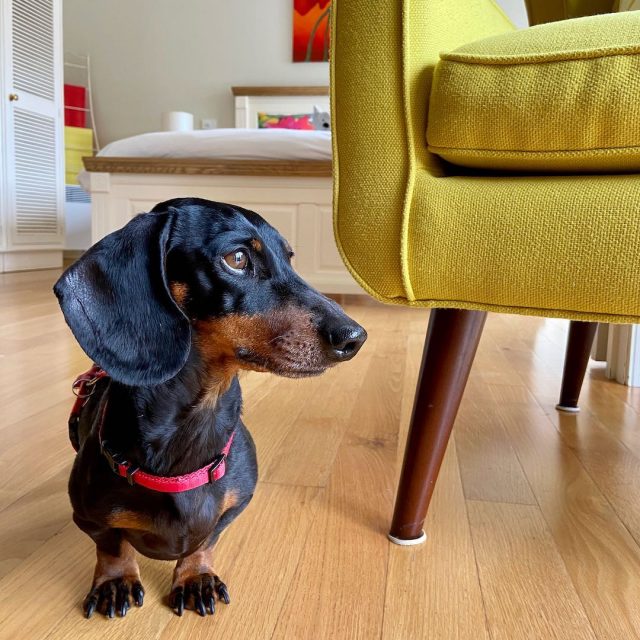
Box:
(426, 12, 640, 173)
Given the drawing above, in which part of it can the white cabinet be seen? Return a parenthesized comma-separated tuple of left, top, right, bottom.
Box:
(0, 0, 64, 272)
(84, 170, 362, 295)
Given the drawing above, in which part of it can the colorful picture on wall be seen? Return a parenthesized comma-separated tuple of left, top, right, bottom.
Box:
(293, 0, 331, 62)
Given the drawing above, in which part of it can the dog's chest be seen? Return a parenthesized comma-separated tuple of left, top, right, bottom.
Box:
(109, 489, 227, 560)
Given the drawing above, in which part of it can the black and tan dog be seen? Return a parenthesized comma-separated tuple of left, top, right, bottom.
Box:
(54, 198, 366, 619)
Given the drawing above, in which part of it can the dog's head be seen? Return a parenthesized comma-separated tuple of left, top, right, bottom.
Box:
(54, 198, 366, 387)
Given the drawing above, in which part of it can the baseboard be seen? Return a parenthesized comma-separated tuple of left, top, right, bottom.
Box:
(63, 249, 85, 262)
(0, 250, 63, 273)
(606, 324, 640, 387)
(591, 323, 609, 362)
(301, 274, 364, 295)
(327, 293, 385, 307)
(629, 327, 640, 387)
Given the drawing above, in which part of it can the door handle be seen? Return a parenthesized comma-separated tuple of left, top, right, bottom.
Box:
(8, 93, 19, 102)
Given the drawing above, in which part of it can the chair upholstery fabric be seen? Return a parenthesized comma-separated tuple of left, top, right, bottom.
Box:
(427, 13, 640, 172)
(331, 0, 640, 323)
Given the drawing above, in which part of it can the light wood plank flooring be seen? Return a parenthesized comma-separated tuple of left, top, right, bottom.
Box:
(1, 269, 639, 640)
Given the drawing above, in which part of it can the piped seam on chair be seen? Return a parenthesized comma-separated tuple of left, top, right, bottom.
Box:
(399, 0, 416, 303)
(427, 144, 640, 166)
(368, 295, 640, 324)
(428, 144, 640, 156)
(441, 44, 640, 66)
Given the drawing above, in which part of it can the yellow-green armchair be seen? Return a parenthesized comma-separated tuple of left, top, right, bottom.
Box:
(331, 0, 640, 544)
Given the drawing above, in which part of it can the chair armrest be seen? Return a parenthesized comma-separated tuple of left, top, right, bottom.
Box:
(331, 0, 514, 300)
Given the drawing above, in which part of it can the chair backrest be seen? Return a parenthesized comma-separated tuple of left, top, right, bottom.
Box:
(524, 0, 616, 25)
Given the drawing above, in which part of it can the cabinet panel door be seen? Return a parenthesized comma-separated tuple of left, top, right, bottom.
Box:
(5, 0, 63, 247)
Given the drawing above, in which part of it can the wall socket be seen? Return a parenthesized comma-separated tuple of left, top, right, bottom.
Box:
(201, 118, 217, 130)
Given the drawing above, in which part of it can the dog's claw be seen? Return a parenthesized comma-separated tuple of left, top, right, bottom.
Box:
(116, 581, 130, 617)
(83, 592, 98, 619)
(82, 577, 144, 619)
(171, 586, 185, 616)
(170, 573, 229, 616)
(132, 582, 145, 607)
(203, 580, 215, 614)
(192, 582, 206, 617)
(215, 578, 231, 605)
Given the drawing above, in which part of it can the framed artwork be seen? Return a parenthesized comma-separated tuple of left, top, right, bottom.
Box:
(293, 0, 332, 63)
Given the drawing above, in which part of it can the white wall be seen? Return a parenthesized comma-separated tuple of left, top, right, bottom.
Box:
(498, 0, 529, 28)
(64, 201, 91, 250)
(62, 0, 329, 145)
(63, 0, 528, 146)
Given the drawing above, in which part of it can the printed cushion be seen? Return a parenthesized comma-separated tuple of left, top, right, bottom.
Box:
(257, 112, 314, 130)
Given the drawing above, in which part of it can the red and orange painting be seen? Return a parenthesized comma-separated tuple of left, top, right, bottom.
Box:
(293, 0, 331, 63)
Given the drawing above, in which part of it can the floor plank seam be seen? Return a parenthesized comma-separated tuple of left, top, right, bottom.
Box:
(266, 488, 329, 640)
(454, 436, 494, 640)
(459, 494, 546, 508)
(0, 463, 73, 516)
(528, 381, 640, 554)
(41, 600, 90, 639)
(549, 416, 640, 552)
(379, 527, 393, 640)
(601, 381, 640, 419)
(511, 385, 610, 640)
(580, 403, 640, 463)
(259, 479, 324, 489)
(0, 516, 71, 583)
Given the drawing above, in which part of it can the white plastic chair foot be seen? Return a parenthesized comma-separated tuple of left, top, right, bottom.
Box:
(556, 403, 580, 413)
(387, 530, 427, 546)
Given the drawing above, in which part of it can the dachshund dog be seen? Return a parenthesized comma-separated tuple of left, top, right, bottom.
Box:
(54, 198, 366, 619)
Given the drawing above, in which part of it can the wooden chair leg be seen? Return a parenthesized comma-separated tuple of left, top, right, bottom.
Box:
(388, 308, 487, 545)
(556, 321, 598, 413)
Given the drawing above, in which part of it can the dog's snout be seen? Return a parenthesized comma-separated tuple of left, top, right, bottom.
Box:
(326, 322, 367, 362)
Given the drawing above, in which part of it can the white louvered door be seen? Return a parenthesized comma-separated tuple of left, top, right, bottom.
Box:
(3, 0, 63, 251)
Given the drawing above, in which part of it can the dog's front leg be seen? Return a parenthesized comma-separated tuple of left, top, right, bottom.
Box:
(169, 540, 230, 617)
(74, 516, 144, 619)
(168, 494, 253, 617)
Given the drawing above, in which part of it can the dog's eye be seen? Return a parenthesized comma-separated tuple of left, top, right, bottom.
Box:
(223, 250, 249, 273)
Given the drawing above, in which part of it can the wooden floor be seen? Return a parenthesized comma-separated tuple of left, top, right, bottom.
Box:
(1, 269, 640, 640)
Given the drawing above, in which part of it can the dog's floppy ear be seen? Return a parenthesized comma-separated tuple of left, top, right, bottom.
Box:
(54, 210, 191, 386)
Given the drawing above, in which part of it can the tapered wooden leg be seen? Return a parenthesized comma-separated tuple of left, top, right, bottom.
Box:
(556, 321, 598, 413)
(388, 308, 487, 545)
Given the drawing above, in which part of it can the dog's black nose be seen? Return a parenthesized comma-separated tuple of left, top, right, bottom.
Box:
(326, 323, 367, 361)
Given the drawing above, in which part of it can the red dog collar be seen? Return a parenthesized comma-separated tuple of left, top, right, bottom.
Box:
(70, 365, 235, 493)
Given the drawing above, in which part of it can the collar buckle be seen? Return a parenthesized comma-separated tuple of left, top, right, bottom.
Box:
(208, 454, 227, 483)
(101, 440, 128, 476)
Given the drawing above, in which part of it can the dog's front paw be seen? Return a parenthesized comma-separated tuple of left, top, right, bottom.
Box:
(169, 573, 230, 617)
(83, 576, 144, 619)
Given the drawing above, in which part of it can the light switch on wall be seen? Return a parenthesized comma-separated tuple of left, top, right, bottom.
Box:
(201, 118, 217, 130)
